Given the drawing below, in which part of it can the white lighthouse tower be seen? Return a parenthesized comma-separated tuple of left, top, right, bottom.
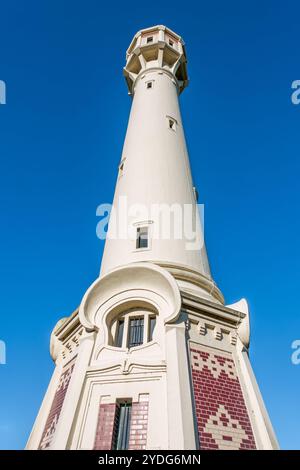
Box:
(26, 25, 279, 450)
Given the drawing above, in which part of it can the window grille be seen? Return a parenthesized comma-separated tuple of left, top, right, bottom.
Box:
(112, 402, 132, 450)
(128, 317, 144, 347)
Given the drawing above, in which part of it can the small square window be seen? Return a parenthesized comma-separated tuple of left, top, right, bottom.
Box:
(147, 36, 153, 44)
(118, 159, 126, 177)
(193, 186, 199, 202)
(169, 40, 174, 46)
(136, 226, 148, 249)
(168, 117, 177, 131)
(146, 81, 153, 89)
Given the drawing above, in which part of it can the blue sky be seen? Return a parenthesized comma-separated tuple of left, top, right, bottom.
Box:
(0, 0, 299, 450)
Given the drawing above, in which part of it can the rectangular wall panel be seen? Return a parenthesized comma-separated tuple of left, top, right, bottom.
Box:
(39, 359, 76, 449)
(190, 344, 256, 450)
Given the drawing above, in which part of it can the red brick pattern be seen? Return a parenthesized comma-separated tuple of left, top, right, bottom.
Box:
(190, 344, 256, 450)
(94, 399, 149, 450)
(39, 359, 75, 449)
(94, 403, 118, 450)
(128, 401, 149, 450)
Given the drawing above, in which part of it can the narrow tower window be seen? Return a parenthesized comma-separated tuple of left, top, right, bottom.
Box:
(115, 320, 124, 348)
(128, 317, 144, 347)
(136, 226, 148, 249)
(193, 186, 199, 202)
(167, 116, 177, 132)
(113, 402, 132, 450)
(149, 316, 156, 342)
(169, 39, 174, 46)
(118, 158, 126, 177)
(147, 36, 153, 44)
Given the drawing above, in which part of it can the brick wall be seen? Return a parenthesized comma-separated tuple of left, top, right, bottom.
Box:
(128, 399, 149, 450)
(39, 359, 75, 449)
(190, 344, 256, 450)
(94, 403, 118, 450)
(94, 396, 149, 450)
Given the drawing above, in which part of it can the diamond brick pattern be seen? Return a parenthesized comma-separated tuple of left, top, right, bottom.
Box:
(190, 344, 256, 450)
(39, 359, 75, 449)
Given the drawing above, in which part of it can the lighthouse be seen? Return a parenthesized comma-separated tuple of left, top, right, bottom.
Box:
(26, 25, 278, 450)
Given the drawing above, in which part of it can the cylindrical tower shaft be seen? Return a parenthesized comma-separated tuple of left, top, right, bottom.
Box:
(100, 26, 222, 303)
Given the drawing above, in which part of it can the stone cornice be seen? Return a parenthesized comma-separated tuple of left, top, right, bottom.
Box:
(53, 307, 80, 340)
(181, 289, 246, 327)
(153, 260, 225, 304)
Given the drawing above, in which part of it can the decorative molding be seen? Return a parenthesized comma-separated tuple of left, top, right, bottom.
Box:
(197, 321, 207, 336)
(230, 332, 237, 346)
(156, 261, 224, 304)
(181, 290, 246, 327)
(79, 263, 182, 332)
(214, 327, 223, 341)
(50, 310, 84, 364)
(61, 328, 84, 361)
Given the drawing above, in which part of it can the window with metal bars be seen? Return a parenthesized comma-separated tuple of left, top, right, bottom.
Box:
(128, 317, 144, 348)
(149, 316, 156, 342)
(136, 226, 148, 249)
(115, 320, 124, 348)
(113, 312, 157, 349)
(112, 402, 132, 450)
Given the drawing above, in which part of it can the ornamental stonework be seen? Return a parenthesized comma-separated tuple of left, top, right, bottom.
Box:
(39, 358, 76, 449)
(190, 344, 256, 450)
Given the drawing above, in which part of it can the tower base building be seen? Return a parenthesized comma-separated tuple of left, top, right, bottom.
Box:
(26, 26, 278, 451)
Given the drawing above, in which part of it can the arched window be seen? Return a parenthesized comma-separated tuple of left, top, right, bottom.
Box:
(111, 309, 157, 349)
